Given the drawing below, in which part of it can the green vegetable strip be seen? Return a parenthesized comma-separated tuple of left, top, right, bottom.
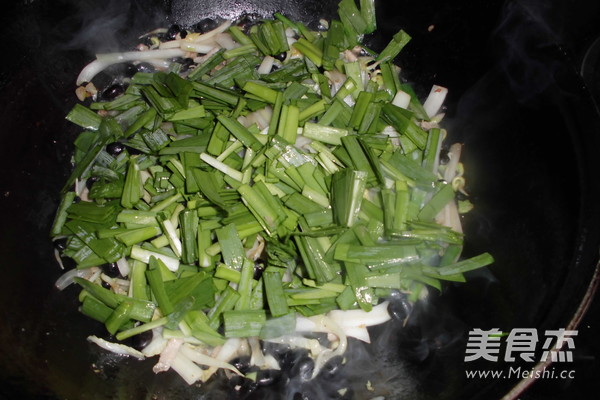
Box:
(362, 100, 384, 136)
(184, 311, 226, 346)
(249, 277, 265, 310)
(121, 157, 144, 208)
(272, 21, 290, 53)
(237, 184, 281, 236)
(215, 223, 246, 271)
(349, 91, 374, 129)
(418, 183, 455, 221)
(341, 136, 376, 180)
(292, 38, 323, 67)
(336, 285, 356, 310)
(376, 29, 412, 63)
(282, 104, 299, 143)
(130, 245, 180, 272)
(255, 181, 288, 223)
(207, 286, 240, 330)
(399, 227, 463, 245)
(179, 209, 198, 264)
(298, 99, 326, 122)
(331, 169, 368, 227)
(302, 278, 346, 293)
(360, 0, 377, 33)
(65, 201, 119, 225)
(393, 180, 410, 231)
(105, 300, 134, 335)
(158, 216, 182, 258)
(200, 153, 244, 182)
(51, 192, 76, 236)
(165, 296, 196, 329)
(223, 43, 257, 59)
(130, 260, 149, 301)
(387, 150, 437, 188)
(302, 122, 348, 145)
(165, 272, 213, 306)
(215, 264, 241, 283)
(343, 261, 374, 312)
(207, 121, 230, 156)
(379, 158, 415, 187)
(263, 267, 289, 317)
(285, 192, 325, 214)
(334, 77, 358, 102)
(317, 98, 344, 127)
(116, 210, 159, 226)
(66, 104, 102, 130)
(80, 296, 113, 323)
(352, 224, 376, 246)
(217, 115, 263, 152)
(146, 257, 174, 315)
(302, 186, 329, 208)
(94, 95, 144, 112)
(422, 128, 443, 173)
(149, 192, 183, 212)
(295, 235, 337, 284)
(323, 20, 345, 70)
(334, 243, 419, 265)
(234, 260, 254, 310)
(223, 310, 266, 338)
(73, 277, 155, 322)
(115, 226, 162, 246)
(381, 103, 428, 150)
(62, 119, 120, 193)
(192, 82, 240, 106)
(124, 108, 157, 137)
(242, 81, 279, 104)
(65, 220, 124, 262)
(260, 312, 295, 339)
(141, 86, 181, 116)
(439, 243, 463, 266)
(379, 62, 399, 94)
(268, 92, 284, 137)
(228, 26, 253, 45)
(303, 209, 334, 228)
(276, 104, 290, 140)
(338, 0, 368, 36)
(364, 272, 402, 289)
(381, 188, 396, 237)
(115, 316, 168, 341)
(249, 25, 272, 56)
(288, 288, 339, 300)
(358, 137, 385, 185)
(433, 253, 495, 276)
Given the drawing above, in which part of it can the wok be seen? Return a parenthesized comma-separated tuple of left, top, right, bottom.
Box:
(0, 0, 599, 398)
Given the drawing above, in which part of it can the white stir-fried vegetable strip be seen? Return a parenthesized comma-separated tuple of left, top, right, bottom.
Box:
(87, 335, 145, 360)
(77, 49, 187, 85)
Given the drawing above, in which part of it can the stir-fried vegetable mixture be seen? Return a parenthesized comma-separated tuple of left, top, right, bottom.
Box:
(51, 0, 493, 388)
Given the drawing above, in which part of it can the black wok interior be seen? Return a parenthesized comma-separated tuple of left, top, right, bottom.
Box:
(1, 0, 599, 399)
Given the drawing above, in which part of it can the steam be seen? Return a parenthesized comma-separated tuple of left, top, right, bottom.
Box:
(59, 0, 169, 55)
(64, 2, 128, 53)
(491, 0, 577, 104)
